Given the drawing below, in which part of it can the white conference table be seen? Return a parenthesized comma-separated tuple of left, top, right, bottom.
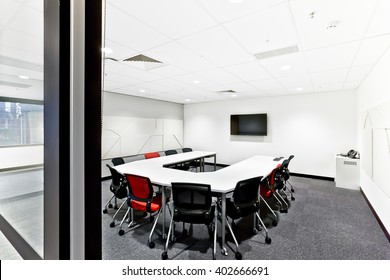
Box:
(115, 151, 284, 256)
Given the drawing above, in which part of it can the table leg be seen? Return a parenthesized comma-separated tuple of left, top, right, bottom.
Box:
(162, 187, 167, 239)
(221, 193, 228, 256)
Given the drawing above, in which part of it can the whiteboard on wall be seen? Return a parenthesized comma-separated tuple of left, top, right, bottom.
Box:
(102, 116, 183, 159)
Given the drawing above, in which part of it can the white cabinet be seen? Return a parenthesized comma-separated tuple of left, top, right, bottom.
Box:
(335, 155, 360, 190)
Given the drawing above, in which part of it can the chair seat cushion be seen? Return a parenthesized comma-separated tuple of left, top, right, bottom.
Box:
(130, 195, 167, 213)
(173, 205, 215, 224)
(221, 200, 259, 220)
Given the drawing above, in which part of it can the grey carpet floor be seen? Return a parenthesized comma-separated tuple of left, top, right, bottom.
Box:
(102, 173, 390, 260)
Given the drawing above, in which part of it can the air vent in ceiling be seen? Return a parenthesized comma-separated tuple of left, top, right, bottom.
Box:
(254, 45, 299, 60)
(123, 54, 162, 64)
(216, 89, 237, 96)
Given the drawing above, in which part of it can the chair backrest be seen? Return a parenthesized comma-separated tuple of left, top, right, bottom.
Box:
(111, 157, 125, 166)
(144, 152, 160, 159)
(182, 147, 192, 153)
(165, 150, 177, 156)
(268, 165, 284, 189)
(125, 174, 154, 201)
(233, 176, 262, 207)
(106, 164, 127, 198)
(171, 182, 213, 223)
(259, 178, 272, 198)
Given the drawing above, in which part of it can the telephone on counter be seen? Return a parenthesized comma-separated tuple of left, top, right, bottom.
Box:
(341, 149, 358, 158)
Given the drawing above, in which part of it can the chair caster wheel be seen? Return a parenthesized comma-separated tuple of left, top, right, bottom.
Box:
(235, 252, 242, 260)
(291, 197, 295, 201)
(114, 205, 118, 210)
(272, 220, 278, 227)
(109, 222, 115, 228)
(280, 209, 288, 213)
(148, 241, 155, 249)
(265, 237, 272, 244)
(108, 203, 113, 208)
(291, 189, 295, 193)
(102, 209, 108, 214)
(118, 229, 124, 236)
(252, 228, 257, 235)
(182, 229, 188, 236)
(161, 252, 168, 260)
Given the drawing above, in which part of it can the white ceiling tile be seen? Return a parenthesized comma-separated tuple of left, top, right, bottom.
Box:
(105, 60, 163, 83)
(103, 40, 138, 61)
(110, 0, 218, 39)
(0, 0, 22, 26)
(197, 68, 243, 85)
(105, 3, 170, 52)
(343, 81, 361, 90)
(0, 44, 43, 65)
(353, 34, 390, 66)
(178, 26, 254, 67)
(345, 65, 373, 82)
(314, 82, 344, 92)
(197, 0, 287, 23)
(144, 41, 216, 72)
(249, 78, 288, 95)
(223, 2, 298, 54)
(0, 64, 42, 80)
(277, 74, 312, 90)
(0, 29, 43, 56)
(310, 68, 349, 84)
(225, 61, 272, 81)
(259, 52, 308, 78)
(148, 65, 189, 78)
(366, 0, 390, 37)
(304, 41, 360, 72)
(290, 0, 378, 50)
(10, 6, 43, 38)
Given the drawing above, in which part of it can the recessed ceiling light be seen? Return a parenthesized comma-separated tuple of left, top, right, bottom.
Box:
(231, 94, 237, 97)
(193, 80, 200, 84)
(185, 98, 191, 102)
(139, 89, 146, 93)
(18, 75, 29, 79)
(280, 65, 291, 71)
(101, 47, 113, 54)
(296, 87, 303, 91)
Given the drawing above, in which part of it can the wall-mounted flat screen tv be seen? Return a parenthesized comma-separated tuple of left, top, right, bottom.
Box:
(230, 114, 267, 136)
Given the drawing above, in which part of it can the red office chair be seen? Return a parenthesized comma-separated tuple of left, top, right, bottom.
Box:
(144, 152, 160, 159)
(259, 178, 278, 226)
(268, 165, 289, 213)
(118, 173, 168, 249)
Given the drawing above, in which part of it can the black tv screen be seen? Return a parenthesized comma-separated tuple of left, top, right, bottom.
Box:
(230, 114, 267, 136)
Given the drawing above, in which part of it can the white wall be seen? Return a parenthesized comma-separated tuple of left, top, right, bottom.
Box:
(102, 92, 184, 177)
(184, 90, 357, 178)
(357, 46, 390, 233)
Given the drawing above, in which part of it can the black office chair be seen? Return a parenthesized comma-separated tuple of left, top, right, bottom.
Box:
(111, 157, 125, 166)
(280, 155, 295, 200)
(218, 176, 270, 260)
(162, 182, 217, 260)
(165, 150, 177, 156)
(104, 164, 128, 227)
